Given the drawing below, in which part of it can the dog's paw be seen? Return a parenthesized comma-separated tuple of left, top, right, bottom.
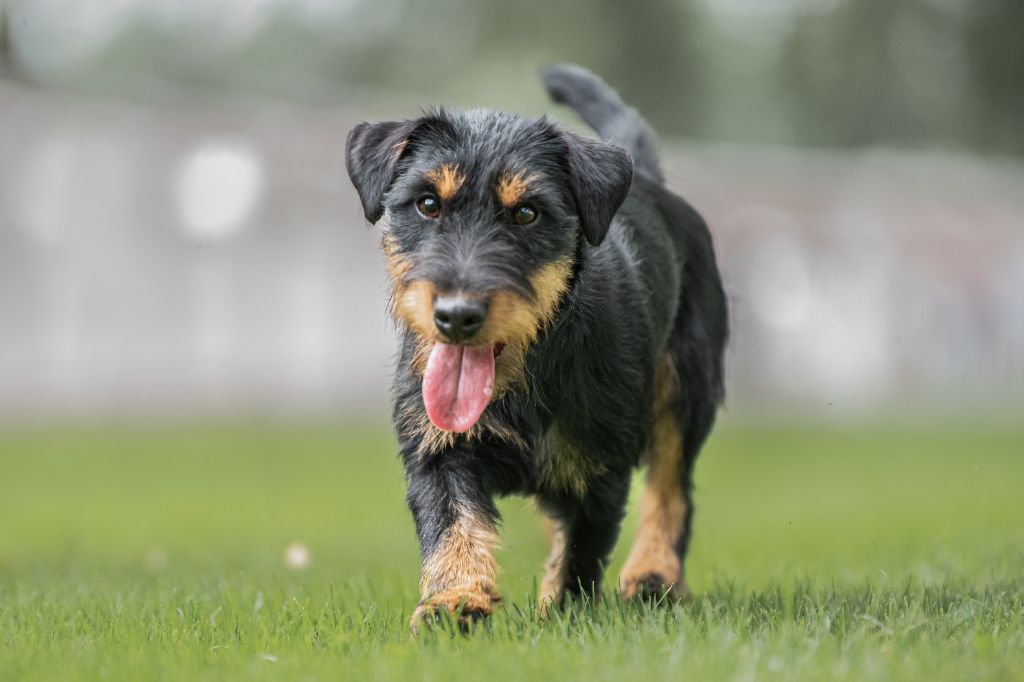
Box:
(620, 571, 689, 604)
(538, 592, 562, 619)
(409, 587, 497, 634)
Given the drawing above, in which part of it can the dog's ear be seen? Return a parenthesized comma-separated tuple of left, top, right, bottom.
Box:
(562, 132, 633, 246)
(345, 120, 419, 224)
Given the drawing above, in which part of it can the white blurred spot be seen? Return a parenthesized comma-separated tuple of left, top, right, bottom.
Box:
(799, 247, 893, 399)
(142, 546, 169, 572)
(727, 204, 812, 330)
(283, 542, 311, 570)
(174, 140, 264, 242)
(747, 232, 813, 331)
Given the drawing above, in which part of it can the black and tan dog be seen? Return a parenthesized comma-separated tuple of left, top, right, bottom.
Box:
(345, 65, 728, 630)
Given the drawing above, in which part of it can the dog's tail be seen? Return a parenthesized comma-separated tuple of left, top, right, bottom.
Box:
(542, 64, 664, 184)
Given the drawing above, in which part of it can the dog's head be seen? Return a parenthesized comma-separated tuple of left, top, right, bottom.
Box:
(345, 108, 632, 433)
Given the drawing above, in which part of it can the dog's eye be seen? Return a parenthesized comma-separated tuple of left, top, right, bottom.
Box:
(416, 195, 441, 219)
(513, 205, 537, 225)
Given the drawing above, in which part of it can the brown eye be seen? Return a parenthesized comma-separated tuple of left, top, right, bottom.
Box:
(416, 195, 441, 219)
(513, 205, 537, 225)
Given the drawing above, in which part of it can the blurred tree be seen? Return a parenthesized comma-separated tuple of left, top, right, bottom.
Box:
(960, 0, 1024, 154)
(781, 0, 1024, 155)
(583, 0, 708, 138)
(4, 0, 1022, 156)
(0, 1, 7, 74)
(440, 0, 709, 137)
(781, 0, 934, 148)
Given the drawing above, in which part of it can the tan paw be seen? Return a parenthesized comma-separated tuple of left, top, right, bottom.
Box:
(409, 586, 498, 633)
(538, 588, 564, 619)
(620, 570, 689, 603)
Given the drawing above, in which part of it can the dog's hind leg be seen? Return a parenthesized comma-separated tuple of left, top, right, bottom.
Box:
(537, 471, 631, 611)
(561, 477, 631, 603)
(619, 353, 698, 602)
(538, 516, 569, 612)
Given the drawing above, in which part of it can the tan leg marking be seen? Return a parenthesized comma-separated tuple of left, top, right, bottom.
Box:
(539, 517, 568, 615)
(620, 354, 691, 601)
(411, 504, 500, 632)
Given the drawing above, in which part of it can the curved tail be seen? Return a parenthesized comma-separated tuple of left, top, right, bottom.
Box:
(542, 64, 664, 184)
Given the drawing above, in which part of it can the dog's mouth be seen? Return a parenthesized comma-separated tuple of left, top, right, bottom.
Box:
(422, 342, 505, 433)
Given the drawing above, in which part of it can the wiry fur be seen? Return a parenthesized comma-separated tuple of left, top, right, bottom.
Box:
(345, 65, 728, 630)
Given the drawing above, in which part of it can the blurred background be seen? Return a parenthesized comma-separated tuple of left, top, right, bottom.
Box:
(1, 0, 1023, 424)
(2, 0, 1023, 426)
(1, 8, 1024, 664)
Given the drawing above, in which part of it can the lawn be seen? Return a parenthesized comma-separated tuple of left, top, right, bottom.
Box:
(0, 421, 1021, 681)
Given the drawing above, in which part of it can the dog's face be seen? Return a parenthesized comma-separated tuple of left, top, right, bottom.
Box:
(346, 109, 632, 433)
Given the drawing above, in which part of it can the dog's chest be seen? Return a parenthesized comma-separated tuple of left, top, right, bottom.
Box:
(535, 422, 607, 497)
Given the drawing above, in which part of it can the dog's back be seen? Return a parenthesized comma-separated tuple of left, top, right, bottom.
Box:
(541, 64, 727, 409)
(540, 64, 729, 600)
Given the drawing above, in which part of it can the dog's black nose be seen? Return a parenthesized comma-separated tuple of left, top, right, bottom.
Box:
(434, 296, 487, 342)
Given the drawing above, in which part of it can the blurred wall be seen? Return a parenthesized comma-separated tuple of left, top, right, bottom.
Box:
(1, 0, 1022, 422)
(2, 78, 1022, 421)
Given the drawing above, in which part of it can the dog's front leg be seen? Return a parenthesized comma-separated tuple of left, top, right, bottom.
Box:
(405, 457, 500, 632)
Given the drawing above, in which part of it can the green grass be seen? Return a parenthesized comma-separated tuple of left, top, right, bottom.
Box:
(1, 421, 1022, 681)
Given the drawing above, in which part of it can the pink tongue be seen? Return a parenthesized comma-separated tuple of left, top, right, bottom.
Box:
(422, 342, 495, 433)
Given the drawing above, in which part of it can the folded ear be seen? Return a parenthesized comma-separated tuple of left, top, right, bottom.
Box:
(563, 132, 633, 246)
(345, 120, 418, 224)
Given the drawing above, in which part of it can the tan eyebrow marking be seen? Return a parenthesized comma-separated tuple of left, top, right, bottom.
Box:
(496, 171, 538, 208)
(425, 163, 465, 201)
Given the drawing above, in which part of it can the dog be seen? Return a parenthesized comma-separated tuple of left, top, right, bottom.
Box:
(345, 64, 728, 631)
